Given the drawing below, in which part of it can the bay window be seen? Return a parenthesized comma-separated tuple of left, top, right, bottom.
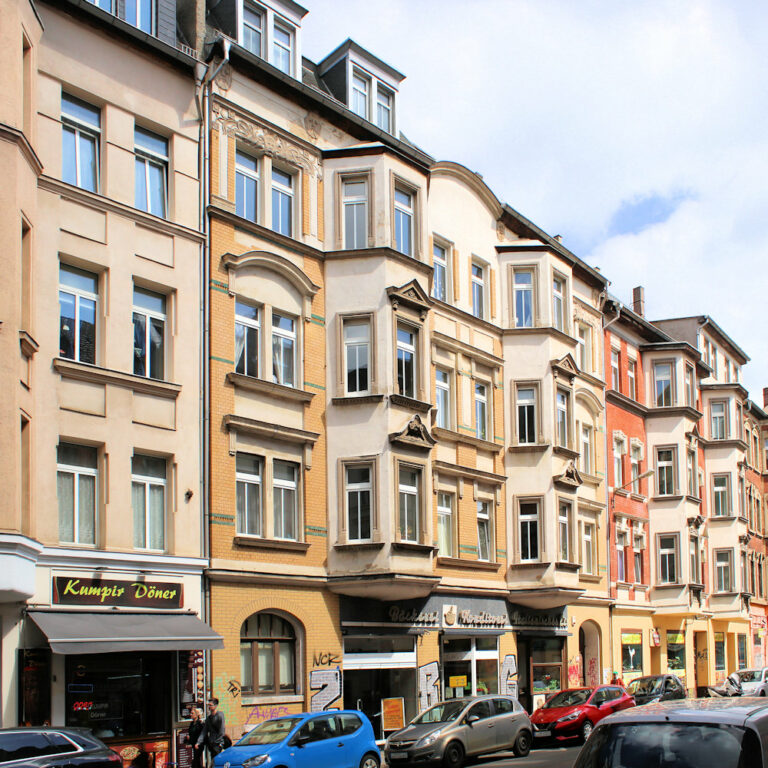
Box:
(343, 319, 370, 395)
(271, 312, 296, 387)
(235, 301, 260, 377)
(346, 464, 372, 542)
(519, 501, 539, 562)
(236, 452, 262, 536)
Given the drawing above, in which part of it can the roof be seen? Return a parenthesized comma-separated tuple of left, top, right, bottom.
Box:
(603, 697, 768, 727)
(317, 38, 406, 83)
(654, 315, 750, 364)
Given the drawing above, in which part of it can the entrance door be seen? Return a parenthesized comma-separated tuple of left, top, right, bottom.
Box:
(343, 667, 416, 740)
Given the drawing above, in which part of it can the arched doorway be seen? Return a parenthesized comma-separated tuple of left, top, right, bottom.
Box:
(579, 620, 602, 686)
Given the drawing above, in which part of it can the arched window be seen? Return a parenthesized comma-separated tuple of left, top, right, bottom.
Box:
(240, 612, 297, 695)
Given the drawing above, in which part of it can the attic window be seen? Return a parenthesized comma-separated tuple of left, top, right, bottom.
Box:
(376, 85, 393, 132)
(243, 4, 263, 56)
(351, 72, 369, 119)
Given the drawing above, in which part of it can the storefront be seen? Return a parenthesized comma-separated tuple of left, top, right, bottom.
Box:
(751, 614, 766, 668)
(20, 574, 221, 767)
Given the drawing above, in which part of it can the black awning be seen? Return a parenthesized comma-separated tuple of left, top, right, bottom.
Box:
(28, 610, 223, 654)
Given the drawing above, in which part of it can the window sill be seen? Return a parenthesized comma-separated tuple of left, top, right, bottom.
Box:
(241, 694, 304, 706)
(579, 573, 602, 583)
(436, 556, 501, 572)
(616, 580, 633, 588)
(233, 536, 310, 552)
(226, 372, 315, 403)
(333, 541, 386, 551)
(433, 426, 503, 452)
(389, 393, 432, 413)
(629, 493, 647, 502)
(53, 357, 182, 399)
(508, 442, 549, 454)
(651, 494, 684, 502)
(391, 541, 437, 555)
(614, 489, 630, 498)
(653, 583, 683, 590)
(331, 394, 385, 406)
(509, 561, 551, 570)
(685, 494, 702, 505)
(710, 514, 737, 522)
(555, 561, 581, 573)
(553, 445, 580, 460)
(711, 591, 740, 598)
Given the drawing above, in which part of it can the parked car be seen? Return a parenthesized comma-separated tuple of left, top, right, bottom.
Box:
(530, 685, 635, 742)
(384, 695, 531, 767)
(626, 674, 686, 705)
(215, 710, 379, 768)
(734, 667, 768, 696)
(573, 698, 768, 768)
(0, 727, 121, 768)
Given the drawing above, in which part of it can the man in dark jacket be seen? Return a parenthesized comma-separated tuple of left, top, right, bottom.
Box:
(197, 698, 226, 766)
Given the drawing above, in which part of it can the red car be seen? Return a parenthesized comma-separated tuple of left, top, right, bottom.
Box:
(530, 685, 635, 742)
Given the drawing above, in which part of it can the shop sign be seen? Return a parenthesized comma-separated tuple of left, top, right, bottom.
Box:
(508, 608, 568, 630)
(387, 605, 439, 625)
(448, 675, 467, 688)
(621, 633, 642, 645)
(667, 632, 684, 645)
(381, 698, 405, 732)
(52, 576, 183, 609)
(443, 604, 506, 629)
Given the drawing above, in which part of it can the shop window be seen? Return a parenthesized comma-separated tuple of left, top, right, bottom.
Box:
(131, 454, 166, 551)
(714, 632, 726, 674)
(530, 637, 564, 696)
(653, 361, 674, 407)
(59, 264, 98, 364)
(236, 452, 262, 536)
(621, 632, 642, 679)
(437, 491, 455, 557)
(240, 612, 298, 695)
(442, 636, 498, 699)
(57, 443, 97, 546)
(738, 634, 748, 669)
(667, 631, 685, 675)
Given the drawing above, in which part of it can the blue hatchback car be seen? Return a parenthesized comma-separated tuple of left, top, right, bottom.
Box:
(215, 710, 380, 768)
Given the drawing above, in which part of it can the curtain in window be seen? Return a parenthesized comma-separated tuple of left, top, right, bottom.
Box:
(149, 483, 164, 550)
(78, 473, 95, 544)
(58, 472, 75, 542)
(132, 481, 146, 548)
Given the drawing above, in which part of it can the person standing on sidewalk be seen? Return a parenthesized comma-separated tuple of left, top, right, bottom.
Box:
(186, 707, 204, 768)
(197, 699, 226, 767)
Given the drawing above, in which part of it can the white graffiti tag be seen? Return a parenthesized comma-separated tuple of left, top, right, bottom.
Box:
(418, 661, 440, 711)
(500, 655, 519, 699)
(309, 667, 342, 712)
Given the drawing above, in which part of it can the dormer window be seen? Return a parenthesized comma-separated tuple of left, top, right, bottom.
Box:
(376, 86, 393, 132)
(273, 22, 292, 74)
(351, 72, 369, 119)
(237, 1, 304, 78)
(243, 5, 263, 55)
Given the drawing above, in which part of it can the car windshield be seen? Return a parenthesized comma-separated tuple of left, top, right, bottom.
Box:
(735, 670, 759, 683)
(414, 701, 467, 724)
(574, 723, 757, 768)
(543, 689, 592, 708)
(628, 677, 664, 695)
(237, 718, 304, 745)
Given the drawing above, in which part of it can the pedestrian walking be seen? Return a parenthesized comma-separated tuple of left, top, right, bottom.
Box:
(197, 698, 226, 768)
(186, 707, 204, 768)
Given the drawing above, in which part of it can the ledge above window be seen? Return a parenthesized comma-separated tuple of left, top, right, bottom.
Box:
(432, 426, 503, 453)
(508, 442, 549, 454)
(553, 445, 580, 460)
(436, 556, 501, 572)
(233, 536, 310, 553)
(555, 561, 581, 573)
(389, 393, 432, 414)
(53, 357, 181, 399)
(579, 573, 602, 584)
(226, 372, 314, 403)
(333, 541, 386, 552)
(650, 495, 684, 502)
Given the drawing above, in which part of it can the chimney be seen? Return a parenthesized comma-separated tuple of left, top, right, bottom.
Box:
(763, 387, 768, 409)
(554, 234, 563, 243)
(632, 286, 645, 317)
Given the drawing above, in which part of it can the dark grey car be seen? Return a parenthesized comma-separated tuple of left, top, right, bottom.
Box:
(573, 698, 768, 768)
(384, 695, 531, 768)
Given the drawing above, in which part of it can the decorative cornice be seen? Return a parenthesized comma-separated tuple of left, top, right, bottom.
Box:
(0, 123, 44, 175)
(19, 330, 39, 359)
(389, 414, 436, 451)
(433, 460, 506, 485)
(226, 372, 314, 403)
(432, 331, 504, 369)
(222, 250, 319, 297)
(223, 414, 320, 445)
(387, 279, 432, 319)
(553, 460, 583, 489)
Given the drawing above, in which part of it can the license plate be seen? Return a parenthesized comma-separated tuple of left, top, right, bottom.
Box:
(534, 730, 551, 738)
(389, 752, 408, 760)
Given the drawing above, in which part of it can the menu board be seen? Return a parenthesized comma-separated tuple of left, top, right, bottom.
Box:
(178, 651, 205, 720)
(381, 698, 405, 732)
(175, 729, 194, 768)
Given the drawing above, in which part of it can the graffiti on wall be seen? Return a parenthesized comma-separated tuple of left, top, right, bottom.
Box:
(243, 706, 289, 727)
(418, 662, 440, 710)
(500, 655, 518, 699)
(568, 655, 583, 687)
(586, 657, 599, 687)
(309, 666, 342, 711)
(313, 651, 341, 667)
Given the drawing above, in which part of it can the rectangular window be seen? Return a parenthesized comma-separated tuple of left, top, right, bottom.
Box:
(738, 635, 748, 669)
(273, 22, 292, 74)
(396, 325, 416, 398)
(343, 319, 370, 395)
(243, 4, 263, 55)
(435, 369, 451, 429)
(517, 386, 536, 445)
(398, 466, 420, 542)
(394, 187, 413, 256)
(556, 390, 569, 448)
(131, 454, 166, 550)
(125, 0, 153, 32)
(236, 453, 262, 536)
(477, 500, 491, 562)
(519, 501, 539, 562)
(617, 536, 626, 582)
(690, 535, 700, 584)
(634, 550, 643, 583)
(59, 265, 97, 364)
(687, 449, 697, 497)
(711, 401, 727, 440)
(343, 179, 367, 249)
(474, 382, 488, 441)
(376, 86, 393, 132)
(558, 501, 571, 562)
(57, 443, 97, 545)
(133, 287, 166, 380)
(271, 313, 296, 387)
(685, 364, 695, 407)
(346, 464, 372, 542)
(713, 474, 731, 516)
(614, 438, 624, 488)
(62, 94, 100, 193)
(552, 276, 565, 331)
(273, 460, 298, 540)
(621, 633, 643, 676)
(715, 550, 733, 592)
(432, 243, 448, 301)
(580, 425, 592, 474)
(235, 150, 259, 222)
(656, 447, 676, 496)
(654, 362, 673, 407)
(271, 167, 293, 236)
(437, 491, 454, 557)
(471, 262, 485, 319)
(513, 269, 533, 327)
(577, 325, 591, 371)
(658, 534, 678, 584)
(134, 127, 168, 218)
(611, 349, 620, 391)
(351, 72, 369, 119)
(627, 360, 637, 400)
(235, 301, 260, 377)
(630, 444, 642, 494)
(583, 522, 595, 574)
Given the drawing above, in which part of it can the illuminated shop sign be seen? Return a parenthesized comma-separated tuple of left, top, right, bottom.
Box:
(52, 576, 183, 609)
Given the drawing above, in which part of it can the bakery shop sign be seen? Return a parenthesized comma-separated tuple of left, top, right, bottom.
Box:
(53, 576, 183, 609)
(443, 604, 507, 629)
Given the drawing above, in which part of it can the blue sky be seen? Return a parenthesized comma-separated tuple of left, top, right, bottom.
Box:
(302, 1, 767, 400)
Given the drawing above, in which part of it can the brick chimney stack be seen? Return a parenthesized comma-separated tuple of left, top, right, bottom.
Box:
(632, 286, 645, 317)
(763, 387, 768, 409)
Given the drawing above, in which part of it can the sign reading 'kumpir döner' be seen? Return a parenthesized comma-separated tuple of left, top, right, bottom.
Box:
(53, 576, 183, 609)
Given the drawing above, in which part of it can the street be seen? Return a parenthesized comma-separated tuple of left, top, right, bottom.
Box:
(471, 744, 581, 768)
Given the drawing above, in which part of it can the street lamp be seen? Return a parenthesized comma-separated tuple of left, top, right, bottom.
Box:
(610, 469, 654, 510)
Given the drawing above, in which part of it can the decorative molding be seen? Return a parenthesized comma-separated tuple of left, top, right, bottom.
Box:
(436, 556, 501, 572)
(224, 414, 319, 468)
(387, 279, 432, 319)
(433, 426, 503, 453)
(433, 460, 505, 486)
(391, 541, 437, 555)
(19, 330, 39, 359)
(233, 536, 310, 553)
(551, 354, 578, 382)
(389, 414, 436, 452)
(553, 460, 583, 489)
(226, 372, 314, 403)
(432, 331, 504, 369)
(53, 358, 181, 399)
(331, 394, 385, 407)
(389, 393, 432, 414)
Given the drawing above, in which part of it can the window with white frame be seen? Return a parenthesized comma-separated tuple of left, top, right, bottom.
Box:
(236, 150, 259, 222)
(477, 500, 492, 562)
(517, 386, 536, 445)
(580, 424, 592, 474)
(437, 491, 454, 557)
(583, 522, 595, 574)
(715, 550, 733, 592)
(131, 454, 166, 550)
(396, 324, 416, 398)
(627, 359, 637, 400)
(552, 276, 565, 331)
(376, 85, 393, 132)
(519, 500, 539, 562)
(432, 242, 448, 302)
(393, 187, 413, 256)
(687, 449, 697, 497)
(242, 3, 263, 55)
(271, 312, 296, 387)
(513, 269, 534, 327)
(346, 464, 372, 542)
(617, 530, 628, 581)
(713, 474, 731, 516)
(133, 286, 166, 380)
(125, 0, 154, 33)
(739, 475, 746, 517)
(235, 300, 260, 377)
(273, 21, 292, 74)
(271, 167, 293, 236)
(475, 382, 489, 441)
(558, 500, 571, 562)
(613, 436, 625, 488)
(343, 318, 370, 395)
(577, 325, 591, 371)
(273, 460, 298, 540)
(656, 447, 676, 496)
(556, 390, 569, 448)
(711, 401, 728, 440)
(398, 465, 420, 542)
(654, 362, 673, 407)
(634, 544, 643, 583)
(57, 443, 97, 546)
(658, 534, 678, 584)
(630, 444, 642, 494)
(685, 364, 695, 407)
(690, 535, 700, 584)
(134, 126, 168, 218)
(471, 262, 485, 319)
(236, 452, 262, 536)
(351, 72, 369, 119)
(611, 349, 620, 391)
(435, 368, 451, 429)
(343, 178, 368, 249)
(712, 345, 719, 378)
(61, 93, 100, 193)
(59, 265, 97, 364)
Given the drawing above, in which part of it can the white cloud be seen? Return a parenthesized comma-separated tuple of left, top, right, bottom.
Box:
(303, 0, 768, 398)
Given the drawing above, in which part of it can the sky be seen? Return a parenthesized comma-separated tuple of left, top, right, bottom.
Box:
(301, 0, 768, 401)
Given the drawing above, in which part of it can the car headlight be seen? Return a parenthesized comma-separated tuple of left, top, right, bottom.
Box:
(242, 756, 270, 768)
(557, 712, 580, 723)
(418, 730, 442, 747)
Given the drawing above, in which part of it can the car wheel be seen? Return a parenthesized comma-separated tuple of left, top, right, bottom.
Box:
(442, 740, 465, 768)
(512, 730, 532, 758)
(360, 752, 380, 768)
(581, 720, 594, 742)
(760, 690, 766, 697)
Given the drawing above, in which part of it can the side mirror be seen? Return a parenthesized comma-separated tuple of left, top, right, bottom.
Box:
(466, 715, 480, 726)
(291, 734, 311, 747)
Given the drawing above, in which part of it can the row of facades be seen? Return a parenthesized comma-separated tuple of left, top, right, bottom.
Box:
(2, 0, 767, 752)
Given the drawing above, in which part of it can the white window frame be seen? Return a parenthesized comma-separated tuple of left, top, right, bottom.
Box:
(235, 300, 260, 378)
(658, 534, 679, 584)
(432, 242, 448, 302)
(273, 459, 298, 540)
(713, 474, 731, 517)
(611, 349, 620, 391)
(552, 275, 565, 331)
(342, 177, 368, 250)
(272, 20, 293, 74)
(654, 362, 673, 407)
(125, 0, 154, 33)
(583, 522, 595, 575)
(471, 261, 486, 320)
(131, 455, 166, 551)
(687, 449, 697, 497)
(351, 71, 370, 120)
(271, 166, 294, 236)
(685, 364, 695, 407)
(236, 453, 263, 537)
(519, 500, 540, 563)
(690, 535, 700, 584)
(627, 359, 637, 400)
(376, 84, 393, 132)
(393, 187, 414, 256)
(57, 444, 98, 546)
(630, 444, 642, 494)
(558, 500, 571, 562)
(556, 390, 569, 448)
(345, 464, 373, 543)
(513, 269, 534, 328)
(715, 549, 733, 593)
(613, 437, 625, 488)
(271, 312, 296, 387)
(437, 491, 454, 557)
(134, 126, 168, 219)
(61, 93, 101, 192)
(580, 424, 592, 475)
(477, 499, 492, 562)
(474, 381, 489, 441)
(711, 401, 728, 440)
(132, 286, 167, 380)
(235, 149, 259, 222)
(577, 325, 591, 372)
(396, 324, 417, 399)
(656, 447, 676, 496)
(343, 318, 370, 396)
(517, 386, 537, 445)
(59, 264, 98, 365)
(398, 465, 420, 543)
(435, 368, 451, 429)
(242, 3, 264, 56)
